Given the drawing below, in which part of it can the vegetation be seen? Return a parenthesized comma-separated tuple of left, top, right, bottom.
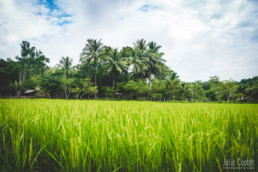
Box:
(0, 40, 257, 103)
(0, 39, 257, 171)
(0, 99, 257, 171)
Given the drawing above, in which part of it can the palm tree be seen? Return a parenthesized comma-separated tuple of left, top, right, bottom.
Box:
(146, 41, 167, 85)
(133, 39, 147, 50)
(130, 39, 149, 79)
(59, 56, 73, 99)
(168, 69, 179, 80)
(104, 49, 128, 97)
(148, 41, 162, 53)
(80, 39, 104, 98)
(34, 50, 49, 77)
(129, 49, 148, 79)
(59, 56, 73, 79)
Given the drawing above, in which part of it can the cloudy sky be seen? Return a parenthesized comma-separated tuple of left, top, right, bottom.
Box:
(0, 0, 257, 82)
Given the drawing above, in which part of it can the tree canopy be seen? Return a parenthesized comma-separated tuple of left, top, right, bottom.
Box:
(0, 39, 257, 103)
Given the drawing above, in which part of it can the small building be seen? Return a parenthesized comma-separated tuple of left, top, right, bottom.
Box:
(24, 88, 39, 97)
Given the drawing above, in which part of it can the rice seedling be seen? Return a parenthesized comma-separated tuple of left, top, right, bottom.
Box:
(0, 99, 257, 171)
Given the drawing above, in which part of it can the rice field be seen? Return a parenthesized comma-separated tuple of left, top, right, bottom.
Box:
(0, 99, 257, 171)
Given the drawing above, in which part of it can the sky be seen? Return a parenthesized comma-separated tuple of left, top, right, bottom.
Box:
(0, 0, 258, 82)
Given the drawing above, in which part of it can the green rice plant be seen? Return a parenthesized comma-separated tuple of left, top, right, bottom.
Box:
(0, 99, 257, 171)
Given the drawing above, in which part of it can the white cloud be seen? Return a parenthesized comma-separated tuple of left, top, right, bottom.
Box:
(0, 0, 257, 82)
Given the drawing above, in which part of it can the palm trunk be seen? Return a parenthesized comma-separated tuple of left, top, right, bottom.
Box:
(112, 78, 115, 98)
(66, 72, 69, 100)
(191, 88, 194, 102)
(94, 58, 97, 99)
(147, 76, 151, 100)
(65, 83, 68, 100)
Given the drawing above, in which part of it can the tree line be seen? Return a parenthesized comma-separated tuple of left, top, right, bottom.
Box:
(0, 40, 257, 102)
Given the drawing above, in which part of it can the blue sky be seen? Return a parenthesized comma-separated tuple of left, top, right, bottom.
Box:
(0, 0, 257, 82)
(37, 0, 72, 25)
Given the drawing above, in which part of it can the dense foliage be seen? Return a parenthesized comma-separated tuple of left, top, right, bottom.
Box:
(0, 40, 257, 102)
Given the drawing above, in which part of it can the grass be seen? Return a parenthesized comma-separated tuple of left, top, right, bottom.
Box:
(0, 99, 257, 171)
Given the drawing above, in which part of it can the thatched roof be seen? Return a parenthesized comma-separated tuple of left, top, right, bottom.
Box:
(24, 88, 40, 94)
(24, 89, 36, 94)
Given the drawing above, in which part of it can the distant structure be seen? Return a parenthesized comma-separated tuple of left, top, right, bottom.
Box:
(24, 88, 39, 97)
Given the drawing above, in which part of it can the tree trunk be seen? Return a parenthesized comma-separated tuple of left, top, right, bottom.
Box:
(94, 58, 97, 99)
(65, 84, 68, 99)
(147, 76, 151, 100)
(66, 70, 68, 79)
(41, 69, 44, 77)
(17, 89, 20, 97)
(148, 76, 151, 87)
(112, 78, 115, 98)
(191, 88, 194, 102)
(227, 92, 231, 103)
(18, 82, 23, 98)
(80, 93, 86, 99)
(17, 63, 28, 98)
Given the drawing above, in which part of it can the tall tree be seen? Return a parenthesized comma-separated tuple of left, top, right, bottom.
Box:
(238, 76, 258, 102)
(15, 41, 49, 97)
(209, 76, 224, 102)
(146, 41, 167, 85)
(181, 82, 191, 101)
(80, 39, 104, 98)
(59, 57, 73, 79)
(41, 70, 63, 98)
(33, 50, 49, 76)
(224, 79, 238, 103)
(168, 69, 179, 80)
(104, 49, 128, 97)
(247, 80, 258, 102)
(0, 58, 19, 96)
(165, 79, 183, 100)
(15, 41, 35, 97)
(120, 46, 133, 57)
(59, 57, 73, 99)
(129, 49, 148, 79)
(130, 39, 149, 79)
(77, 78, 98, 99)
(151, 79, 166, 101)
(148, 41, 162, 53)
(189, 81, 206, 102)
(133, 39, 147, 50)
